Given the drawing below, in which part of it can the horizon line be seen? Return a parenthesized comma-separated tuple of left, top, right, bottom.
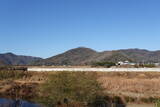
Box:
(1, 47, 160, 58)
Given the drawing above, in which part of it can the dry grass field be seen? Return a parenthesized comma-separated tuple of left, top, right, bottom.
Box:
(0, 70, 159, 106)
(98, 72, 160, 103)
(127, 103, 154, 107)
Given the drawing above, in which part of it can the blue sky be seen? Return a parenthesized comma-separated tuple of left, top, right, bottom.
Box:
(0, 0, 160, 58)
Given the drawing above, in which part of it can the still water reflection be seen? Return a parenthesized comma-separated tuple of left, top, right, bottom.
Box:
(0, 98, 42, 107)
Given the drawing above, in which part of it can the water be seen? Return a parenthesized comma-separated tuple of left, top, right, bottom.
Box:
(0, 98, 42, 107)
(0, 98, 127, 107)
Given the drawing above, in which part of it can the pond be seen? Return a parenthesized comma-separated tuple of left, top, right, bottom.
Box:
(0, 98, 42, 107)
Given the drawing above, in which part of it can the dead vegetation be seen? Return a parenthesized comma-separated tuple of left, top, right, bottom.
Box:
(0, 70, 160, 105)
(98, 72, 160, 103)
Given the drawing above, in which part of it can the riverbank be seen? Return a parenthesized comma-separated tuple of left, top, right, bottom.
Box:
(0, 70, 159, 106)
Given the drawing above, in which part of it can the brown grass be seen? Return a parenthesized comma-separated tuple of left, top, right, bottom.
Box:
(0, 70, 160, 104)
(98, 72, 160, 100)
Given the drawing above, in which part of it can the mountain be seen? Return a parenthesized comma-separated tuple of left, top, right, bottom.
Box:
(33, 47, 160, 66)
(0, 60, 6, 66)
(118, 49, 160, 63)
(33, 47, 97, 65)
(31, 47, 127, 66)
(0, 53, 42, 65)
(3, 47, 160, 66)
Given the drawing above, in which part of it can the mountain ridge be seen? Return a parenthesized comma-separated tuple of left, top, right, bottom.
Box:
(0, 52, 42, 65)
(32, 47, 160, 66)
(1, 47, 160, 66)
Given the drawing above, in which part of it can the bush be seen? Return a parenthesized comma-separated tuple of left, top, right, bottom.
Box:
(92, 62, 116, 68)
(156, 99, 160, 107)
(0, 70, 28, 80)
(0, 66, 29, 80)
(37, 72, 103, 106)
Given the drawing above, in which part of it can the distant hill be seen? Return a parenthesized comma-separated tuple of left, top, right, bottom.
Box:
(33, 47, 97, 65)
(33, 47, 160, 66)
(0, 53, 42, 66)
(2, 47, 160, 66)
(0, 60, 6, 66)
(118, 49, 160, 63)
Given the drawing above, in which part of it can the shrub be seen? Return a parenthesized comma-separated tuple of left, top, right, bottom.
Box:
(92, 62, 116, 68)
(156, 99, 160, 107)
(0, 66, 29, 80)
(0, 70, 28, 80)
(37, 72, 103, 106)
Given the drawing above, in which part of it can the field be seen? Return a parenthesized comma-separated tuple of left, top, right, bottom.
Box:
(127, 103, 154, 107)
(98, 72, 160, 100)
(0, 68, 159, 106)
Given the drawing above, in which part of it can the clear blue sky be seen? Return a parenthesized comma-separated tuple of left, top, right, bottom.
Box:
(0, 0, 160, 58)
